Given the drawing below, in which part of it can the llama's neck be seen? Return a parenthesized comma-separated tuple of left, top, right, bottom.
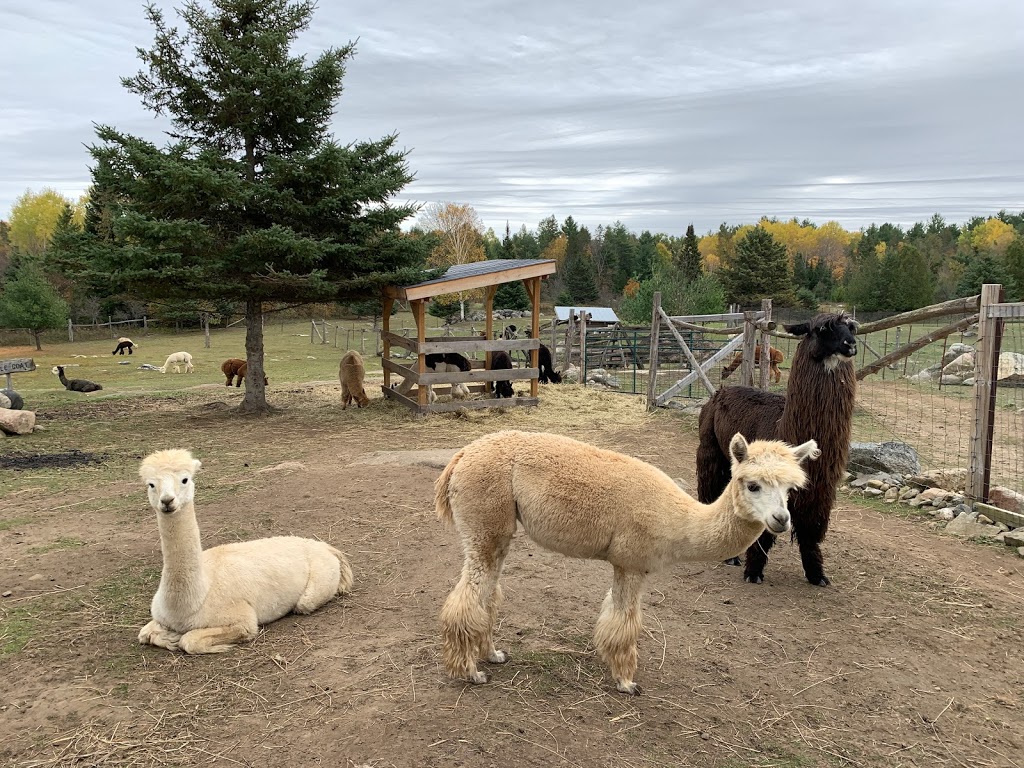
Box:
(155, 500, 209, 613)
(664, 484, 767, 563)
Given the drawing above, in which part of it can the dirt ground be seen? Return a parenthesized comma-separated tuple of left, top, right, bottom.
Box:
(1, 383, 1023, 768)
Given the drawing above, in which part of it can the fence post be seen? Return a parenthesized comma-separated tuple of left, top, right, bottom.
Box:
(310, 320, 315, 344)
(579, 312, 588, 380)
(758, 298, 773, 389)
(68, 319, 74, 342)
(203, 314, 211, 348)
(967, 284, 1004, 503)
(740, 311, 757, 386)
(646, 292, 662, 410)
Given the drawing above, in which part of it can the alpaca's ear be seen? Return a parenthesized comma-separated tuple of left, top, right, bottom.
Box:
(784, 322, 810, 337)
(792, 440, 821, 464)
(192, 459, 202, 474)
(846, 318, 860, 334)
(729, 433, 749, 465)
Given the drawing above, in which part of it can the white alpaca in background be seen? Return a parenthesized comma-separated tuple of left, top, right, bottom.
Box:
(137, 449, 353, 654)
(160, 352, 194, 374)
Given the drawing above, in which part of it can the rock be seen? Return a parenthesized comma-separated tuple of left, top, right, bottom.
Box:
(934, 508, 956, 521)
(953, 503, 972, 518)
(0, 389, 24, 410)
(0, 393, 9, 409)
(850, 478, 870, 489)
(918, 487, 950, 503)
(940, 374, 965, 386)
(962, 377, 975, 386)
(944, 512, 1000, 539)
(1018, 547, 1024, 559)
(848, 442, 921, 476)
(942, 352, 975, 375)
(863, 488, 883, 497)
(0, 408, 35, 436)
(996, 351, 1024, 382)
(978, 514, 994, 525)
(909, 497, 932, 508)
(941, 344, 975, 366)
(899, 487, 920, 501)
(909, 469, 967, 492)
(909, 368, 939, 383)
(988, 486, 1024, 515)
(867, 479, 885, 490)
(1003, 529, 1024, 547)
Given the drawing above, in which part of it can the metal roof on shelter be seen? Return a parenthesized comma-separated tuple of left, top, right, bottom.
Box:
(554, 306, 620, 323)
(386, 259, 556, 302)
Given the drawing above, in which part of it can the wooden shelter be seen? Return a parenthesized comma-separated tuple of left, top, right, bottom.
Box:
(381, 259, 557, 414)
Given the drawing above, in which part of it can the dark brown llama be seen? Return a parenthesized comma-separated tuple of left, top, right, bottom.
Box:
(696, 312, 858, 586)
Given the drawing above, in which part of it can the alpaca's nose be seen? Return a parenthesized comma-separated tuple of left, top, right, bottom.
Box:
(770, 512, 791, 533)
(843, 339, 857, 357)
(159, 496, 176, 513)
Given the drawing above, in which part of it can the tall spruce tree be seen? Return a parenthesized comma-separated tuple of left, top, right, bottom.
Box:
(720, 226, 795, 306)
(47, 0, 429, 413)
(678, 223, 703, 284)
(492, 222, 530, 310)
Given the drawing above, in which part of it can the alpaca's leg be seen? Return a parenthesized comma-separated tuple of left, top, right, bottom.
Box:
(477, 538, 511, 664)
(743, 530, 777, 584)
(138, 619, 183, 651)
(440, 560, 495, 684)
(794, 511, 831, 587)
(594, 569, 645, 695)
(178, 611, 259, 654)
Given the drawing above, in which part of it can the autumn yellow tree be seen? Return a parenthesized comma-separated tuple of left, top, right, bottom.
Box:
(419, 202, 486, 319)
(8, 188, 85, 257)
(966, 218, 1016, 255)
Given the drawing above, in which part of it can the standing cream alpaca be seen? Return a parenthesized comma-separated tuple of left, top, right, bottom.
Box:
(138, 449, 353, 654)
(436, 430, 819, 694)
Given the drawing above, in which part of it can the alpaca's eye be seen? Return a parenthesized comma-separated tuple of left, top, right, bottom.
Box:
(747, 482, 760, 493)
(148, 483, 155, 489)
(182, 478, 188, 485)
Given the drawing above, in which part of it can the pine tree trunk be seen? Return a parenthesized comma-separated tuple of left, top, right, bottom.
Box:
(237, 299, 271, 414)
(33, 330, 42, 351)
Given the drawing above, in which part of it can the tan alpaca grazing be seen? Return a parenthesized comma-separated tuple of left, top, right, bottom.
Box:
(436, 430, 819, 694)
(338, 350, 370, 408)
(138, 449, 353, 654)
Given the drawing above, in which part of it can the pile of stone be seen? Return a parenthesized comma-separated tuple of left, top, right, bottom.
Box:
(843, 440, 1024, 557)
(909, 342, 1024, 387)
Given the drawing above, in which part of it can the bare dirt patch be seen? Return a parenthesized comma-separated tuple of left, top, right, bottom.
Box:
(0, 450, 108, 471)
(1, 384, 1022, 767)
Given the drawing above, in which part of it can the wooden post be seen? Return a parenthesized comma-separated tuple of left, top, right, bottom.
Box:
(550, 317, 557, 358)
(68, 319, 73, 342)
(739, 312, 757, 386)
(758, 298, 772, 389)
(484, 286, 497, 383)
(414, 299, 428, 408)
(579, 311, 588, 381)
(310, 320, 315, 344)
(646, 292, 662, 410)
(967, 284, 1005, 502)
(563, 311, 575, 370)
(529, 278, 540, 397)
(382, 296, 394, 389)
(203, 314, 211, 349)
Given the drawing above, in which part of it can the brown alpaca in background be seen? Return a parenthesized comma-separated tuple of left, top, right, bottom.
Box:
(339, 350, 370, 408)
(721, 345, 784, 384)
(221, 358, 268, 387)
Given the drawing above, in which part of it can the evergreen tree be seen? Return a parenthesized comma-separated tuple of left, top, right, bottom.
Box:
(634, 231, 657, 282)
(719, 226, 795, 306)
(677, 223, 703, 284)
(536, 215, 560, 252)
(0, 265, 69, 350)
(955, 253, 1017, 298)
(1005, 237, 1024, 300)
(491, 222, 530, 310)
(604, 221, 635, 290)
(882, 244, 933, 310)
(47, 0, 429, 413)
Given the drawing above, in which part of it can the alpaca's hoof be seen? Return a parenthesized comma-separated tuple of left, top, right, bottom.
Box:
(744, 574, 764, 584)
(810, 574, 831, 587)
(616, 681, 642, 696)
(468, 670, 490, 685)
(724, 556, 742, 566)
(487, 650, 509, 664)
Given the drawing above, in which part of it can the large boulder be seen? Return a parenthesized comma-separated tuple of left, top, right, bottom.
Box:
(941, 343, 974, 367)
(0, 389, 23, 410)
(997, 352, 1024, 383)
(942, 352, 975, 375)
(988, 486, 1024, 515)
(0, 393, 9, 409)
(0, 407, 35, 436)
(848, 441, 921, 476)
(909, 468, 968, 492)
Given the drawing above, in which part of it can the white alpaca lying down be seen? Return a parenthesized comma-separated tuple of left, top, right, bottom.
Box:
(138, 449, 353, 654)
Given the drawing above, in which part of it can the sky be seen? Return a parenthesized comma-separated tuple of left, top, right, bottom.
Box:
(2, 0, 1024, 237)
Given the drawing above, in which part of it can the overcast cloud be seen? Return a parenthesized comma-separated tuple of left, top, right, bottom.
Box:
(2, 0, 1023, 236)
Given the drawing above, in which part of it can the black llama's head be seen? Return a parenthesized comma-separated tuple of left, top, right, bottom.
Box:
(784, 313, 859, 370)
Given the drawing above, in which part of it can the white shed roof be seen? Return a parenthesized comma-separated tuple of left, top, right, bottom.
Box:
(554, 306, 620, 323)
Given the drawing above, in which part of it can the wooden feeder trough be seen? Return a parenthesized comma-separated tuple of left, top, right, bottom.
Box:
(381, 259, 557, 415)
